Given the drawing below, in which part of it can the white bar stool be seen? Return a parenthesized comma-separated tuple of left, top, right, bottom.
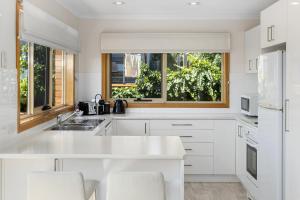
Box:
(27, 171, 98, 200)
(107, 172, 166, 200)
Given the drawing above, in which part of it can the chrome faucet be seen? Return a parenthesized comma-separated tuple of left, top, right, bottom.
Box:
(56, 110, 82, 125)
(94, 94, 102, 114)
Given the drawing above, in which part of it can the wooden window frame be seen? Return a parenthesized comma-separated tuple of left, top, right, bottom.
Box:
(101, 53, 230, 108)
(16, 1, 75, 133)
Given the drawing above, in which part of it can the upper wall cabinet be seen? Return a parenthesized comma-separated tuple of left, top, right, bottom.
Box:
(261, 0, 287, 48)
(245, 26, 260, 73)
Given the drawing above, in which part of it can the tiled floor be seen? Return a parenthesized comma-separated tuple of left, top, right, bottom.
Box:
(184, 182, 247, 200)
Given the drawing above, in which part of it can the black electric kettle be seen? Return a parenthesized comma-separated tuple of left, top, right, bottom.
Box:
(113, 99, 128, 114)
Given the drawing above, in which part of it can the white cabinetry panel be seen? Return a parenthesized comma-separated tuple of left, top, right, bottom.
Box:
(214, 120, 236, 174)
(116, 120, 149, 136)
(245, 26, 260, 73)
(150, 120, 214, 130)
(184, 156, 213, 174)
(261, 0, 287, 48)
(183, 143, 213, 156)
(284, 0, 300, 199)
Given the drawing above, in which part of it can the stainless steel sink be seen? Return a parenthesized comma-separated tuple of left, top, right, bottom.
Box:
(48, 118, 104, 131)
(49, 125, 96, 131)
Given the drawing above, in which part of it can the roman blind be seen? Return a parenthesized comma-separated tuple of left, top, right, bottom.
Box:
(21, 1, 80, 52)
(100, 33, 231, 53)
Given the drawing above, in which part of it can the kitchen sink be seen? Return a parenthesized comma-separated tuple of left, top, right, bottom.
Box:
(48, 118, 104, 131)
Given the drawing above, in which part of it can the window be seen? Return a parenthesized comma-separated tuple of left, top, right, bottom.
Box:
(110, 53, 162, 99)
(19, 41, 75, 130)
(102, 52, 229, 108)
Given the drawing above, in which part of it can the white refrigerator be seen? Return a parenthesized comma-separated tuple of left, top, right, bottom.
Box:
(258, 50, 285, 200)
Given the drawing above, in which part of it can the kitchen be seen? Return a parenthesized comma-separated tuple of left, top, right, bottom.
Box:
(0, 0, 300, 200)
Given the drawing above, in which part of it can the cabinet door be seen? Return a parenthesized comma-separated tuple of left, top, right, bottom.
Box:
(261, 0, 287, 48)
(116, 120, 149, 136)
(284, 0, 300, 199)
(214, 120, 236, 174)
(245, 26, 260, 73)
(236, 124, 247, 186)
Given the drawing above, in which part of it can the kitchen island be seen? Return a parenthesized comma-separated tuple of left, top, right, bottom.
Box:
(0, 135, 185, 200)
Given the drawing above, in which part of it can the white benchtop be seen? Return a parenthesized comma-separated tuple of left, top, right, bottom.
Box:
(110, 113, 237, 120)
(0, 135, 185, 160)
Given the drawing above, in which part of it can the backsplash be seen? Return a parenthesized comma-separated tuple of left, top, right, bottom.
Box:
(0, 68, 17, 135)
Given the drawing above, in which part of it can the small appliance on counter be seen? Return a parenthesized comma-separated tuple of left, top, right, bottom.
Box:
(241, 94, 258, 116)
(78, 101, 97, 115)
(113, 99, 128, 114)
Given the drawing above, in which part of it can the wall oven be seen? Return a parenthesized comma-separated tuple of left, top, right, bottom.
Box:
(246, 135, 258, 186)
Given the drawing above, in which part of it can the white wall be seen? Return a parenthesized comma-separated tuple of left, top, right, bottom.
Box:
(78, 19, 259, 113)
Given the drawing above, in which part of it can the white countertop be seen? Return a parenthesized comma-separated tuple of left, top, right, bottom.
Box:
(0, 135, 185, 160)
(110, 113, 237, 120)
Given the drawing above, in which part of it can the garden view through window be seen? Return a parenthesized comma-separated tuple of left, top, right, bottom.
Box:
(19, 41, 75, 116)
(109, 53, 226, 103)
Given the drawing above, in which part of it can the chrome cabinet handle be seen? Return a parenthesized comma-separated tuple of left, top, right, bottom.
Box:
(184, 164, 193, 167)
(185, 149, 193, 151)
(172, 123, 193, 126)
(267, 26, 271, 42)
(54, 158, 58, 171)
(255, 58, 258, 70)
(285, 99, 290, 132)
(144, 123, 147, 134)
(248, 60, 252, 70)
(180, 136, 193, 138)
(270, 25, 275, 41)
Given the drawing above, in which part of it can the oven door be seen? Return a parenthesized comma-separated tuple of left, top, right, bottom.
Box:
(246, 138, 258, 185)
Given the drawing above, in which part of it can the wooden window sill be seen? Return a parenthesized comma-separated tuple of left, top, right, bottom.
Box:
(19, 105, 74, 133)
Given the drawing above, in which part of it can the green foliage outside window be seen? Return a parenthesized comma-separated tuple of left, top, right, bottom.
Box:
(20, 42, 28, 113)
(111, 53, 223, 101)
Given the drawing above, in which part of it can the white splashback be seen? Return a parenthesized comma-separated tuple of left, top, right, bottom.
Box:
(0, 68, 17, 136)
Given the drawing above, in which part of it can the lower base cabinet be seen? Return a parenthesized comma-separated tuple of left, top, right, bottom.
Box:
(150, 119, 236, 175)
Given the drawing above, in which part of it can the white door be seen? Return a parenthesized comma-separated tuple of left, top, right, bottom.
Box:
(236, 123, 246, 185)
(258, 107, 283, 200)
(284, 0, 300, 199)
(116, 120, 149, 136)
(258, 51, 283, 109)
(260, 0, 287, 48)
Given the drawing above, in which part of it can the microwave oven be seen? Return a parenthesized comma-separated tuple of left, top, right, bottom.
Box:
(241, 94, 258, 116)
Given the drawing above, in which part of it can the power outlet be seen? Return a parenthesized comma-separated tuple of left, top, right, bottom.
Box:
(0, 51, 7, 68)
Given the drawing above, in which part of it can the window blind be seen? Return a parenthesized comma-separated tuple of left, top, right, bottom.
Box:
(21, 1, 80, 53)
(100, 33, 230, 53)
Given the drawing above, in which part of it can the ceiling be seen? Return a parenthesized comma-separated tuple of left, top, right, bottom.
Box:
(55, 0, 278, 20)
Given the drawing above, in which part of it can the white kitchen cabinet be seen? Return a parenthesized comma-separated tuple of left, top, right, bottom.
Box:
(115, 120, 149, 136)
(261, 0, 287, 48)
(236, 123, 247, 186)
(284, 0, 300, 199)
(245, 26, 260, 73)
(151, 119, 236, 176)
(1, 159, 54, 200)
(214, 120, 236, 174)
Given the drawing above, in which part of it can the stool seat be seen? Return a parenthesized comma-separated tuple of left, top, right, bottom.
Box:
(28, 171, 98, 200)
(107, 172, 165, 200)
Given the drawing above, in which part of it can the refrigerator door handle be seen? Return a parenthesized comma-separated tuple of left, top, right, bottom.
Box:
(285, 99, 290, 132)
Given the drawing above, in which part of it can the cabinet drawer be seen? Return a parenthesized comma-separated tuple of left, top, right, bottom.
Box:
(183, 143, 213, 156)
(151, 130, 214, 142)
(150, 120, 214, 130)
(184, 156, 214, 174)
